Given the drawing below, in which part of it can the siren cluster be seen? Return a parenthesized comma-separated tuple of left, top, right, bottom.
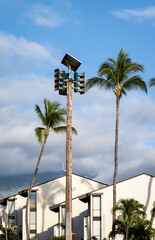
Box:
(54, 69, 85, 95)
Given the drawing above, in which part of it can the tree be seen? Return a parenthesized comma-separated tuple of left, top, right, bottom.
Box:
(0, 225, 19, 240)
(25, 98, 77, 240)
(109, 198, 147, 240)
(86, 49, 147, 224)
(131, 218, 155, 240)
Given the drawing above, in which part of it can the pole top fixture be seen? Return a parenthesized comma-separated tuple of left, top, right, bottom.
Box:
(61, 53, 81, 72)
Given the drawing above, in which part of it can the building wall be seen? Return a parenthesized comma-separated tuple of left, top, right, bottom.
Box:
(0, 205, 4, 225)
(0, 173, 154, 240)
(0, 194, 26, 232)
(72, 198, 89, 239)
(0, 173, 105, 240)
(90, 174, 155, 239)
(35, 174, 105, 240)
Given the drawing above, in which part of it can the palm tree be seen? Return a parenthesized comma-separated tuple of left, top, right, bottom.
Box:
(0, 225, 19, 240)
(132, 218, 155, 240)
(109, 198, 146, 240)
(86, 49, 147, 223)
(25, 98, 77, 240)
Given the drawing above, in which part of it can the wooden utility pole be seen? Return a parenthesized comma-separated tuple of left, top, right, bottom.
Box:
(66, 66, 72, 240)
(55, 53, 83, 240)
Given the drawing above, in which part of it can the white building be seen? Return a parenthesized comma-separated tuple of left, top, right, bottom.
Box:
(0, 173, 106, 240)
(0, 173, 154, 240)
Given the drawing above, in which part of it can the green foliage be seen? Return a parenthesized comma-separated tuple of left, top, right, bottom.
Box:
(109, 198, 155, 240)
(86, 49, 147, 97)
(35, 99, 67, 143)
(149, 78, 155, 87)
(48, 235, 65, 240)
(35, 98, 77, 144)
(0, 225, 19, 240)
(130, 218, 155, 240)
(90, 236, 98, 240)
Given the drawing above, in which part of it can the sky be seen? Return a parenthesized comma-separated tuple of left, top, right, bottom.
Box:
(0, 0, 155, 185)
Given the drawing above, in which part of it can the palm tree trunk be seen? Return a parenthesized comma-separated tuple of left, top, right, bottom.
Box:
(150, 212, 154, 228)
(125, 225, 129, 240)
(113, 95, 120, 224)
(26, 133, 49, 240)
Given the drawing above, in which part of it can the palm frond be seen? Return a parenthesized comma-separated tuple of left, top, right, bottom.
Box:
(149, 78, 155, 87)
(36, 99, 67, 131)
(35, 105, 46, 125)
(86, 49, 146, 99)
(49, 100, 61, 113)
(44, 99, 62, 123)
(122, 76, 147, 93)
(120, 88, 127, 96)
(53, 126, 78, 135)
(44, 98, 48, 120)
(35, 127, 46, 143)
(53, 126, 67, 134)
(124, 62, 144, 75)
(98, 61, 115, 76)
(117, 49, 130, 65)
(49, 108, 67, 129)
(72, 127, 78, 135)
(86, 77, 113, 91)
(107, 57, 117, 67)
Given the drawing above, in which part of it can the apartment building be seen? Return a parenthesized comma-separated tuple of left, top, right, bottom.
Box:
(0, 173, 154, 240)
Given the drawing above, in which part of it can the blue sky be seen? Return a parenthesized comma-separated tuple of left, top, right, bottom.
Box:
(0, 0, 155, 184)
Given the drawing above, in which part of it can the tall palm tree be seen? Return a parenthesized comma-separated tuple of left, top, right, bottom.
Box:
(25, 98, 77, 240)
(86, 49, 147, 224)
(109, 198, 146, 240)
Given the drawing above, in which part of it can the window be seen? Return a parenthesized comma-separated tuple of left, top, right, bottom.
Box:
(8, 200, 15, 214)
(93, 220, 101, 238)
(92, 195, 101, 240)
(30, 192, 36, 210)
(8, 217, 15, 227)
(62, 206, 66, 226)
(30, 192, 37, 240)
(8, 200, 15, 227)
(93, 196, 101, 217)
(30, 233, 36, 240)
(61, 206, 66, 235)
(30, 211, 37, 230)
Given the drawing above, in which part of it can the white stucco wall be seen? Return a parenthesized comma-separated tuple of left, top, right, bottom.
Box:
(0, 173, 105, 240)
(0, 173, 153, 240)
(91, 174, 155, 239)
(34, 174, 105, 239)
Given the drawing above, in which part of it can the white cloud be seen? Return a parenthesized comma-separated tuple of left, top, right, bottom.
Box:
(27, 4, 64, 28)
(112, 6, 155, 22)
(0, 32, 50, 59)
(71, 91, 155, 183)
(0, 74, 52, 105)
(0, 32, 60, 74)
(0, 89, 155, 183)
(0, 30, 154, 184)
